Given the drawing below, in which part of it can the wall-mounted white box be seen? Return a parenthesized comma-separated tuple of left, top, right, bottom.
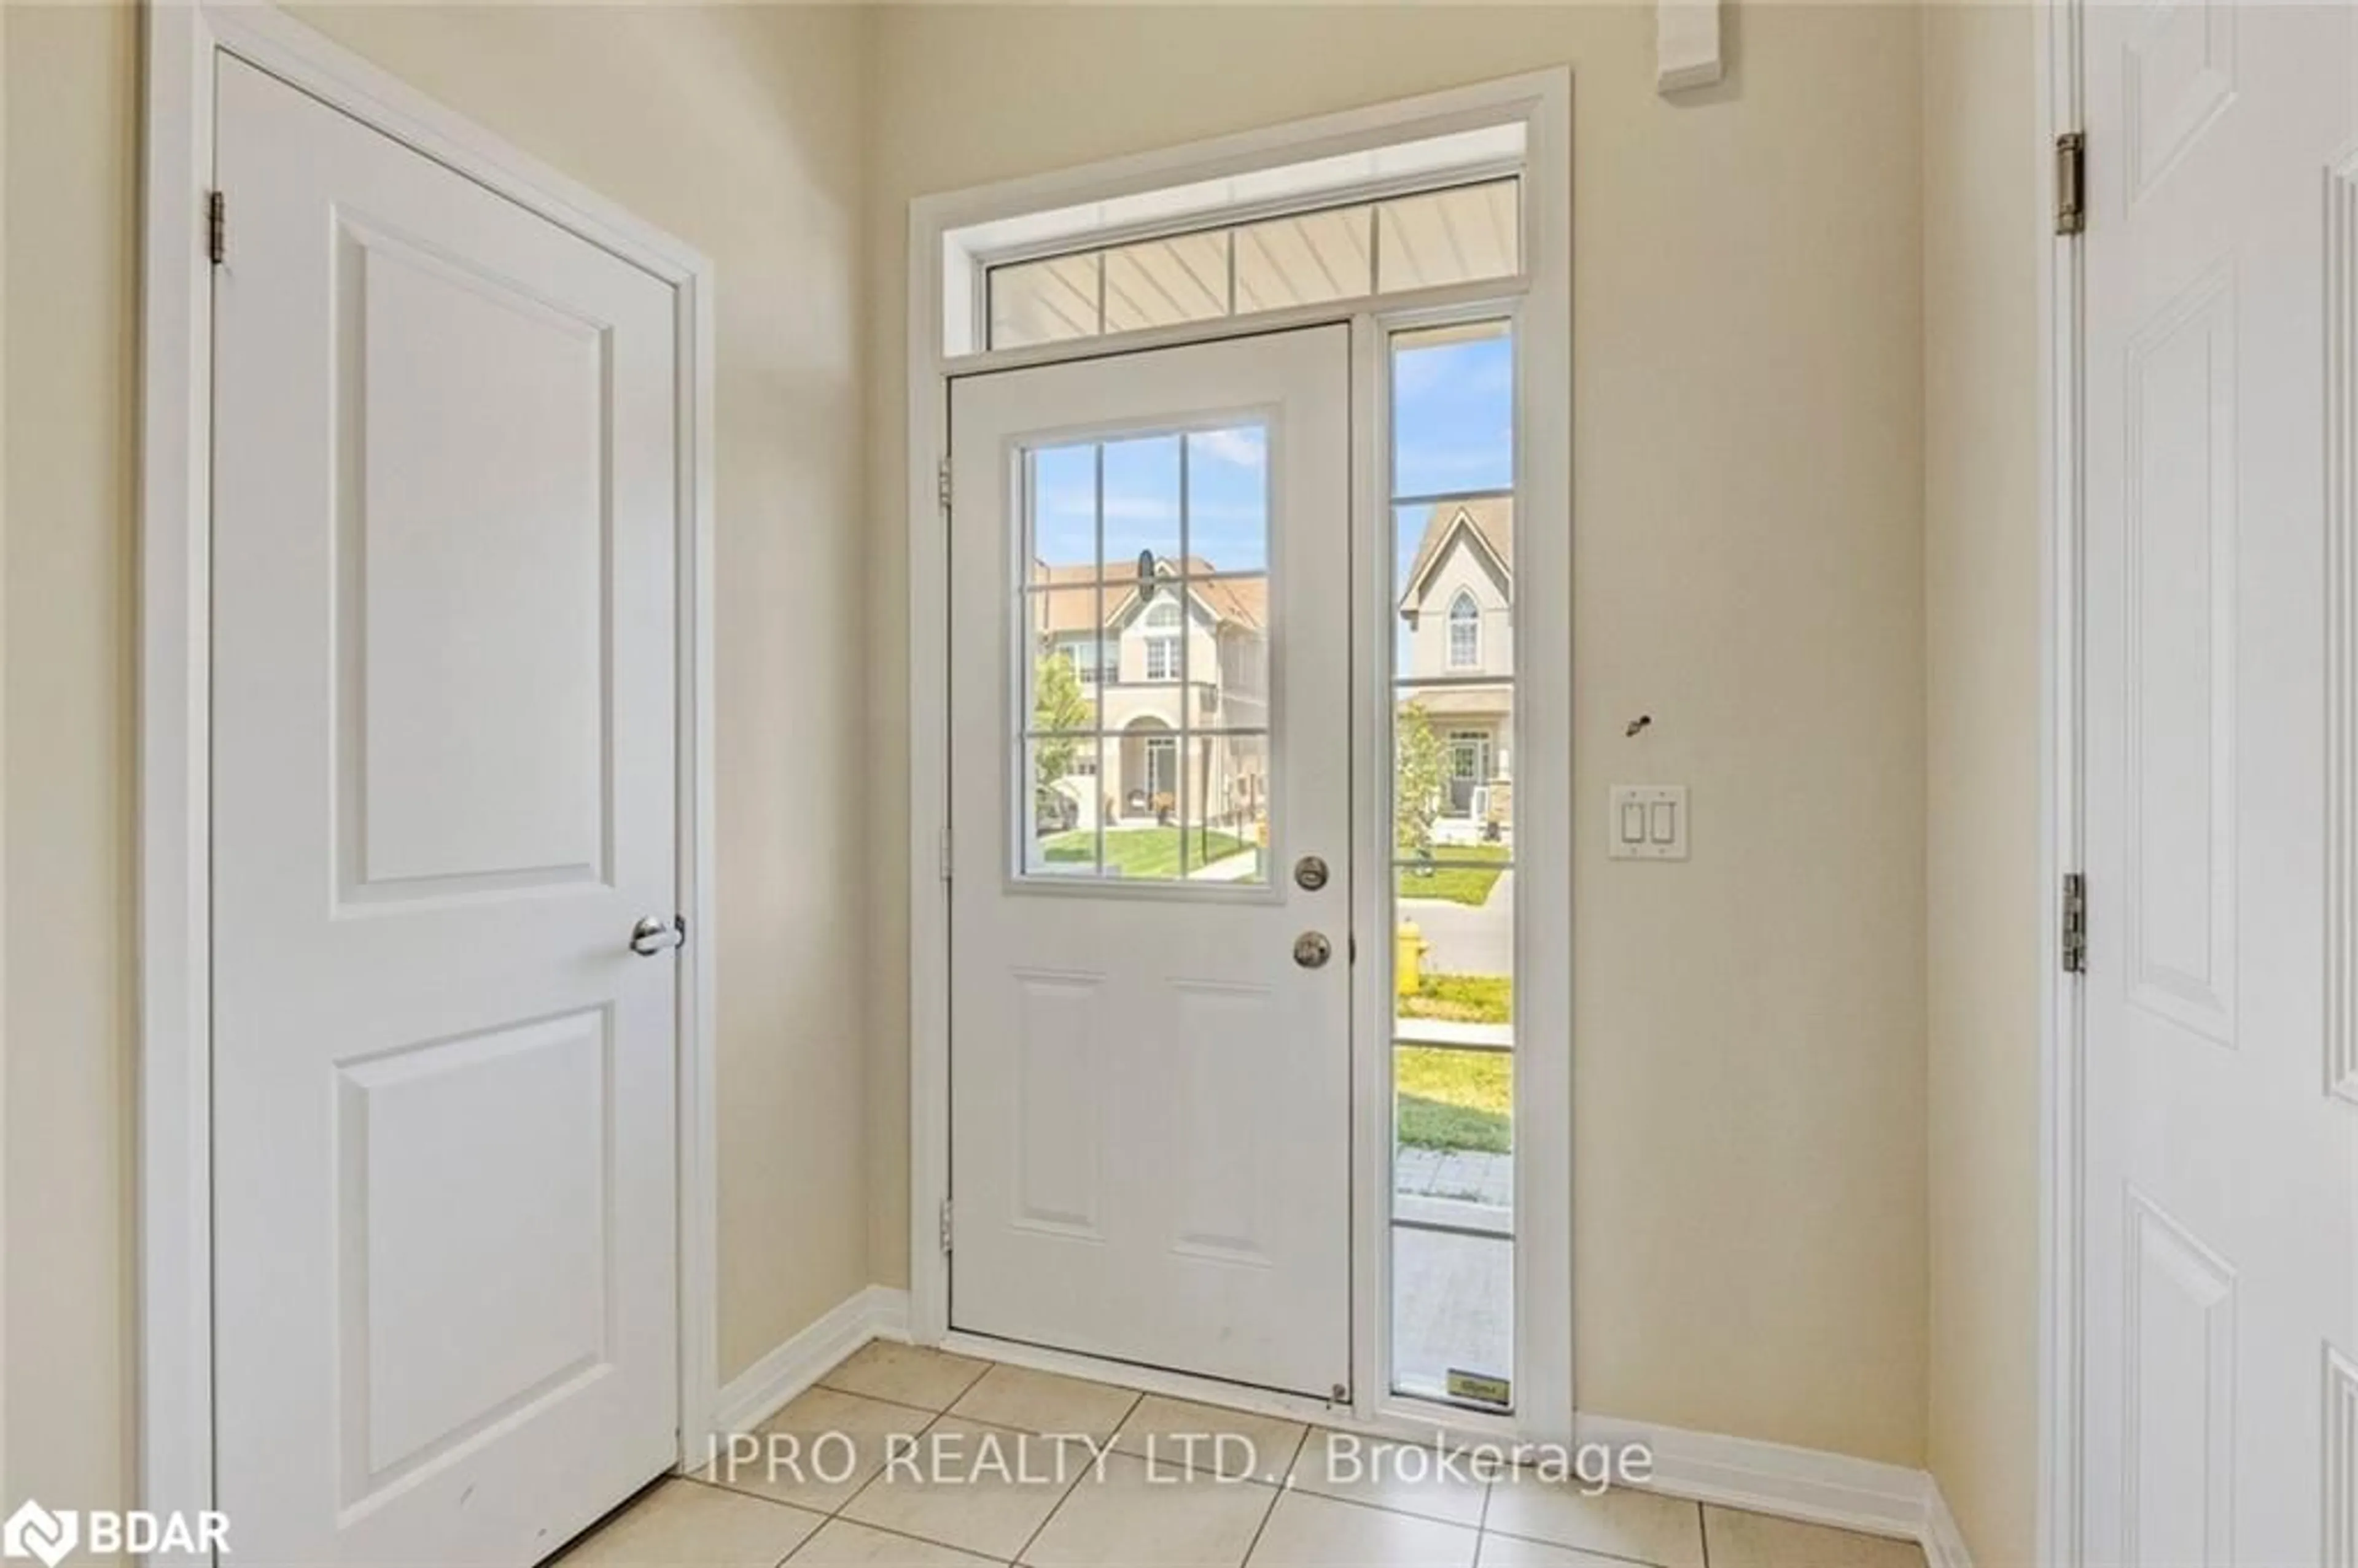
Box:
(1609, 785, 1689, 860)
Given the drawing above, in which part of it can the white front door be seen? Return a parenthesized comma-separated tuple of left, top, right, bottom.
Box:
(948, 327, 1353, 1398)
(2078, 6, 2355, 1561)
(211, 57, 683, 1565)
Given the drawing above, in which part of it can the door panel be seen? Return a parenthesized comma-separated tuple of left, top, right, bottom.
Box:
(212, 56, 680, 1566)
(948, 328, 1352, 1398)
(2079, 6, 2355, 1562)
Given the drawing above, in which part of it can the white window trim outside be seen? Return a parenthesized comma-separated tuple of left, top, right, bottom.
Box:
(138, 2, 722, 1550)
(1146, 635, 1181, 681)
(906, 68, 1572, 1445)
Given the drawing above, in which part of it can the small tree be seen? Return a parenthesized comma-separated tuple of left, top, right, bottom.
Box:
(1032, 650, 1093, 795)
(1395, 700, 1448, 862)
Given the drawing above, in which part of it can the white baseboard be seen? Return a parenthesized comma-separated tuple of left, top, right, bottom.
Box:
(900, 1318, 1979, 1566)
(1574, 1411, 1974, 1567)
(709, 1286, 911, 1438)
(1921, 1478, 1976, 1568)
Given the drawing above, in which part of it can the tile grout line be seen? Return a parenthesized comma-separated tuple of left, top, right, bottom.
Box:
(1473, 1446, 1497, 1565)
(812, 1378, 982, 1420)
(1007, 1388, 1146, 1567)
(826, 1405, 951, 1526)
(1476, 1522, 1675, 1568)
(1230, 1429, 1302, 1568)
(783, 1509, 1001, 1566)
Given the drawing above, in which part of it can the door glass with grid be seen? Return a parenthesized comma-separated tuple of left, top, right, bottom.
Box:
(1019, 424, 1274, 885)
(1389, 319, 1517, 1410)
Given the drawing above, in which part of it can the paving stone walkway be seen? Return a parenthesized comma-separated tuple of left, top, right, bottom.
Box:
(1393, 1146, 1514, 1208)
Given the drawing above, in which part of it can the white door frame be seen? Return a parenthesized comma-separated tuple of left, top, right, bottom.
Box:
(904, 71, 1573, 1443)
(136, 4, 720, 1551)
(2039, 0, 2086, 1561)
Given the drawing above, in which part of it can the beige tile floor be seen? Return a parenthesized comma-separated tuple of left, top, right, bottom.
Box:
(560, 1343, 1929, 1568)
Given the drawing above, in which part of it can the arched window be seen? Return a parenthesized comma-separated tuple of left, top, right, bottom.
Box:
(1448, 591, 1481, 669)
(1145, 593, 1183, 680)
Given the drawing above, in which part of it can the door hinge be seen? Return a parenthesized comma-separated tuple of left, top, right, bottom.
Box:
(207, 190, 227, 265)
(2061, 871, 2088, 974)
(936, 458, 953, 516)
(2055, 132, 2085, 236)
(938, 826, 954, 884)
(938, 1198, 954, 1256)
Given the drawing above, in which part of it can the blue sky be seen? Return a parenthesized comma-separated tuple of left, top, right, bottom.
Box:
(1392, 328, 1513, 591)
(1031, 429, 1269, 578)
(1025, 325, 1513, 603)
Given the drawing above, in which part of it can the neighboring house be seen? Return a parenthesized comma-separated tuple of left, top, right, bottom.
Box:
(1022, 500, 1511, 837)
(1030, 556, 1270, 831)
(1397, 497, 1514, 830)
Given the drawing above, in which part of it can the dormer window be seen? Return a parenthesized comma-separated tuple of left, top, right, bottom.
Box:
(1448, 591, 1481, 669)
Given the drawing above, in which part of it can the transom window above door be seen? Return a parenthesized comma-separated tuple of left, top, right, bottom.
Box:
(935, 119, 1531, 359)
(1019, 422, 1274, 885)
(989, 178, 1520, 350)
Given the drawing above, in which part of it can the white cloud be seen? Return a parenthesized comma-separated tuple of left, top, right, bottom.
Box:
(1189, 427, 1266, 467)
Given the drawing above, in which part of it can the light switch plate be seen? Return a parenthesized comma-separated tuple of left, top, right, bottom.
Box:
(1609, 785, 1689, 860)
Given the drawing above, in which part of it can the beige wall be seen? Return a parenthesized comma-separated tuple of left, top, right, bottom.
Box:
(4, 1, 141, 1521)
(1921, 3, 2043, 1562)
(866, 4, 1931, 1465)
(1, 0, 875, 1522)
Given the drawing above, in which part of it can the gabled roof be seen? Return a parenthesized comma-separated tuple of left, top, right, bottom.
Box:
(1029, 556, 1266, 635)
(1397, 498, 1514, 615)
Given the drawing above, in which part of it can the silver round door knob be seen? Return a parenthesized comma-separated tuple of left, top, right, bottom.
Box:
(1294, 855, 1330, 891)
(1293, 931, 1332, 969)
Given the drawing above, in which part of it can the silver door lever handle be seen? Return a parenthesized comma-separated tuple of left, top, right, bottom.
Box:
(630, 915, 686, 956)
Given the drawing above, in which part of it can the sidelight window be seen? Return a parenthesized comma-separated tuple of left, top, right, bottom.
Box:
(1389, 318, 1517, 1411)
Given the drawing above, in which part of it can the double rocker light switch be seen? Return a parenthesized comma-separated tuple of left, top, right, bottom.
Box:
(1609, 785, 1688, 860)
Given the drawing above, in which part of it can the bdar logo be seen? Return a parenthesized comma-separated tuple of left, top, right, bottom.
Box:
(2, 1500, 77, 1568)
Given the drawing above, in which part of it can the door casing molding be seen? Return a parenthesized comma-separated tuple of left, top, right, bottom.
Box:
(903, 69, 1573, 1443)
(2038, 0, 2087, 1562)
(138, 6, 720, 1554)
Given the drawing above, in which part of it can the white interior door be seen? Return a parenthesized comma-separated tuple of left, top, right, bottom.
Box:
(948, 327, 1353, 1399)
(211, 56, 682, 1566)
(2079, 6, 2354, 1561)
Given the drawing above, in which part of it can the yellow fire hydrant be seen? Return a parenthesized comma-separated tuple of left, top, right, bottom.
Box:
(1395, 920, 1428, 997)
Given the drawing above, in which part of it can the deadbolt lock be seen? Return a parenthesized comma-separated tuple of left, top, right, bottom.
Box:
(1294, 855, 1329, 891)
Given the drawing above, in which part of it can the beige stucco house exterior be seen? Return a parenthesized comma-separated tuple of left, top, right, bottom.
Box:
(1029, 557, 1269, 831)
(1398, 497, 1514, 833)
(1024, 497, 1509, 837)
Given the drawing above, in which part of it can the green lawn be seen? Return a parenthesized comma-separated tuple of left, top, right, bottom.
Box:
(1398, 972, 1512, 1025)
(1043, 826, 1251, 880)
(1396, 1046, 1512, 1153)
(1395, 845, 1510, 906)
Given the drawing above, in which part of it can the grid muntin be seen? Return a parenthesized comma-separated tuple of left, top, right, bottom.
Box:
(1018, 424, 1274, 882)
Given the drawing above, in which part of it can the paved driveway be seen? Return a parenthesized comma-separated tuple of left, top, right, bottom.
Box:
(1399, 870, 1514, 976)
